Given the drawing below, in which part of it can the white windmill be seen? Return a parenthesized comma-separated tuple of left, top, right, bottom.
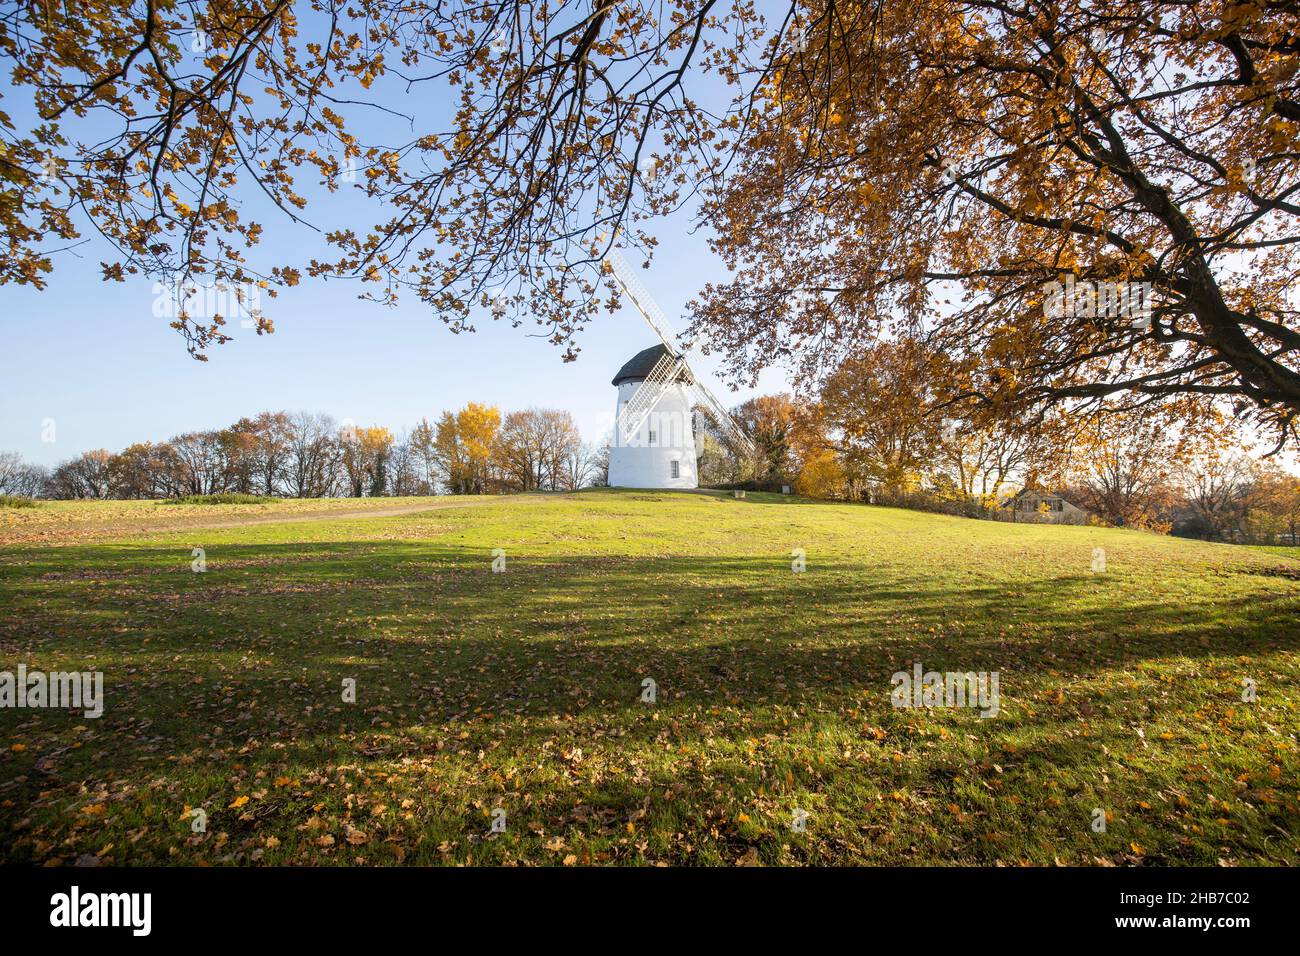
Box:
(604, 248, 754, 489)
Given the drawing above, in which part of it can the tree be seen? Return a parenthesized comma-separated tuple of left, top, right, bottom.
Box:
(592, 436, 612, 488)
(0, 451, 48, 498)
(1064, 413, 1189, 530)
(168, 431, 226, 496)
(817, 338, 942, 500)
(1, 1, 698, 357)
(386, 434, 422, 496)
(0, 451, 34, 496)
(496, 408, 583, 492)
(7, 3, 1296, 449)
(782, 404, 842, 498)
(0, 451, 22, 493)
(109, 442, 177, 499)
(936, 409, 1060, 509)
(409, 419, 440, 494)
(692, 2, 1300, 447)
(732, 394, 797, 480)
(1178, 451, 1255, 540)
(1248, 465, 1300, 544)
(339, 426, 394, 497)
(695, 427, 742, 486)
(422, 403, 502, 494)
(284, 412, 339, 498)
(560, 442, 601, 491)
(228, 411, 294, 496)
(218, 424, 261, 495)
(47, 450, 113, 499)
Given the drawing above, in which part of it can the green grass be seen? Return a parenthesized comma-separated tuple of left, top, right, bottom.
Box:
(0, 495, 38, 509)
(1, 489, 1297, 866)
(158, 493, 270, 506)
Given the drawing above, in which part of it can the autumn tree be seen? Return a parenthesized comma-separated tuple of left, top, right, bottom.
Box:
(1247, 465, 1300, 543)
(936, 408, 1063, 509)
(693, 2, 1300, 448)
(0, 0, 708, 355)
(229, 411, 294, 496)
(339, 425, 394, 497)
(731, 394, 798, 480)
(418, 403, 502, 495)
(218, 425, 261, 495)
(496, 408, 583, 492)
(779, 402, 838, 497)
(47, 449, 113, 499)
(1063, 412, 1192, 530)
(818, 337, 943, 500)
(109, 442, 177, 499)
(8, 3, 1296, 449)
(1177, 450, 1256, 540)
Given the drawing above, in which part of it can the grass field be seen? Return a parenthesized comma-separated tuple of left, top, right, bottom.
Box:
(1, 489, 1298, 866)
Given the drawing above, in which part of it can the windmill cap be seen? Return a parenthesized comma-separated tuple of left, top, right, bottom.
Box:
(611, 344, 694, 386)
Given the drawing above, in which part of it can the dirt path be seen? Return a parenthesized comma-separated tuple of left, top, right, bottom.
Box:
(0, 499, 496, 546)
(184, 500, 479, 531)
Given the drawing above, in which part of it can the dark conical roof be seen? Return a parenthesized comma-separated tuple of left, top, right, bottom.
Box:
(612, 344, 693, 386)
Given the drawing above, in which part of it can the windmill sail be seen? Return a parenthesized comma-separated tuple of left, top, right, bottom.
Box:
(617, 351, 690, 445)
(605, 248, 680, 354)
(692, 379, 754, 455)
(605, 249, 755, 456)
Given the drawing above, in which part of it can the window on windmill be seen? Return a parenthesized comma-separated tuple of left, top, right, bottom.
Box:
(648, 430, 657, 445)
(670, 460, 680, 479)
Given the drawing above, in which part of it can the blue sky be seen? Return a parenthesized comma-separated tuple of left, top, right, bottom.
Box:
(0, 221, 790, 467)
(0, 17, 792, 467)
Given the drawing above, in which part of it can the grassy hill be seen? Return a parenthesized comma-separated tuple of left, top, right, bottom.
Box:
(1, 489, 1298, 865)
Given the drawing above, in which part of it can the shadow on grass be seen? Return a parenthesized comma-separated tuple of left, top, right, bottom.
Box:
(1, 539, 1298, 864)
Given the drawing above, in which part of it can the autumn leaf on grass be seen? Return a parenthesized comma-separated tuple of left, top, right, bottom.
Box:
(228, 795, 250, 810)
(344, 824, 368, 846)
(544, 836, 566, 852)
(317, 835, 335, 847)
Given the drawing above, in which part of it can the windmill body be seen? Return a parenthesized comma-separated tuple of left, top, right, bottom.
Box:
(602, 249, 755, 490)
(608, 345, 699, 488)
